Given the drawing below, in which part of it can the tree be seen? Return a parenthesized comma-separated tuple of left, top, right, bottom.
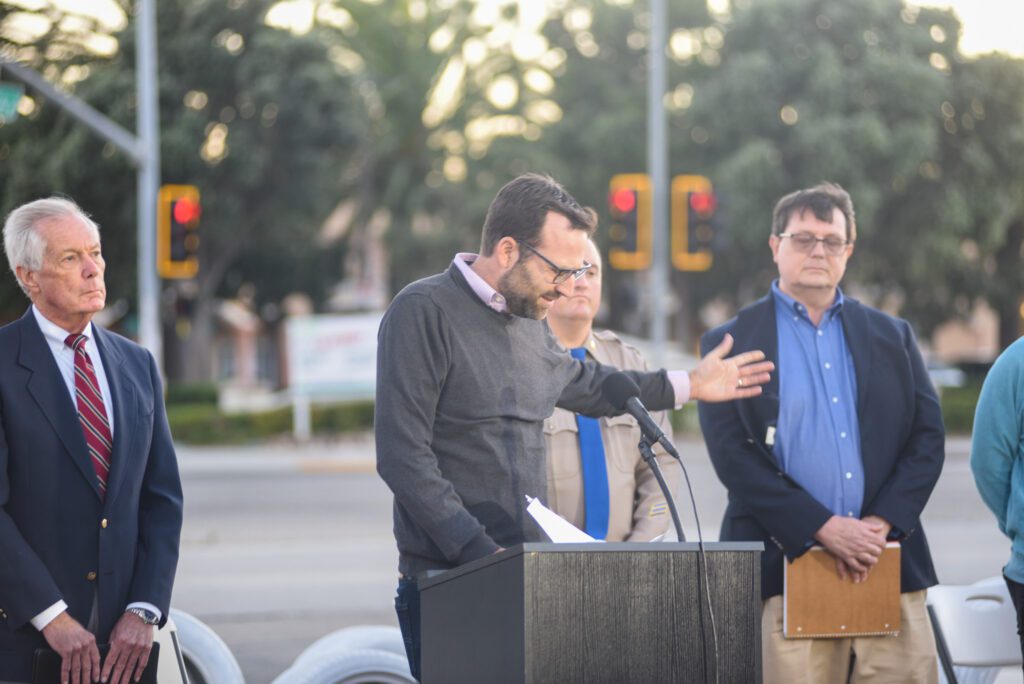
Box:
(676, 0, 961, 337)
(303, 0, 605, 295)
(0, 0, 358, 381)
(939, 54, 1024, 350)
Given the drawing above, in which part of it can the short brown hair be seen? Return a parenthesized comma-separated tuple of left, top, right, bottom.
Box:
(771, 182, 856, 242)
(479, 173, 596, 256)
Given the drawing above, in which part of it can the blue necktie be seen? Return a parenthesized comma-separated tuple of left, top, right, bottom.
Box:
(570, 347, 610, 540)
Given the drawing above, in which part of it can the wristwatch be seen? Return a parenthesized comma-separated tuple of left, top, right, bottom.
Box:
(125, 607, 160, 625)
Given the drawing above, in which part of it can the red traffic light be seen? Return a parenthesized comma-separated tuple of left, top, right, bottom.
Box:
(610, 188, 638, 214)
(689, 191, 717, 216)
(173, 197, 201, 225)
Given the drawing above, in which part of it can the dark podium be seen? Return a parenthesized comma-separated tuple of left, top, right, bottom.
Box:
(419, 542, 763, 683)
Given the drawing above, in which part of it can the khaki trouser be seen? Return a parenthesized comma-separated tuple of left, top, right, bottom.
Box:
(762, 590, 939, 684)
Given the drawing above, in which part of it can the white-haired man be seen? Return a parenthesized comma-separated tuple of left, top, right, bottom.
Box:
(0, 198, 183, 684)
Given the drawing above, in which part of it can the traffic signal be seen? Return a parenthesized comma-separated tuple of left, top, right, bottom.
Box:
(157, 184, 201, 279)
(607, 174, 652, 271)
(688, 190, 717, 253)
(671, 175, 714, 272)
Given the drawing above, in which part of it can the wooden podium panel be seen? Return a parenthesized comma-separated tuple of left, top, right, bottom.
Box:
(784, 543, 901, 638)
(419, 542, 763, 683)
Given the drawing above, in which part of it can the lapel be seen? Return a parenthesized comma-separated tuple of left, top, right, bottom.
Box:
(731, 295, 781, 451)
(92, 326, 137, 507)
(16, 309, 102, 500)
(839, 298, 872, 417)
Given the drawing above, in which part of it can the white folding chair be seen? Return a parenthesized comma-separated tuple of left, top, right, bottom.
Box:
(928, 580, 1022, 684)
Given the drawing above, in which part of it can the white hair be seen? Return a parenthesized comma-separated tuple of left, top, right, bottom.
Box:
(2, 197, 100, 295)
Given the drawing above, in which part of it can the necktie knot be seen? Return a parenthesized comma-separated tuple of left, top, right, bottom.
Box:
(65, 333, 88, 353)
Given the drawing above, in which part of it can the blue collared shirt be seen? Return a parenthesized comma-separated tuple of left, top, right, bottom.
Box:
(771, 281, 863, 518)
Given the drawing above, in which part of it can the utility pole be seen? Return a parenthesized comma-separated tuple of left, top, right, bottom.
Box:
(0, 0, 163, 371)
(136, 0, 162, 370)
(647, 0, 669, 368)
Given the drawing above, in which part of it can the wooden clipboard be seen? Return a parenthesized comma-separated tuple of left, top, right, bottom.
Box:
(783, 542, 901, 638)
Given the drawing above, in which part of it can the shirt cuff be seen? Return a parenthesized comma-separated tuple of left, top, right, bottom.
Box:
(31, 600, 68, 631)
(667, 370, 691, 408)
(126, 602, 162, 622)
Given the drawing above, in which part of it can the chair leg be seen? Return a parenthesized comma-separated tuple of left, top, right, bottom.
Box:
(928, 604, 959, 684)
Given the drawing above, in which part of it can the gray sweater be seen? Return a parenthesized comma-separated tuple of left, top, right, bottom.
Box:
(375, 265, 675, 576)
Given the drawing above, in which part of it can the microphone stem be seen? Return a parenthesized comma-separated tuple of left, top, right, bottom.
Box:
(638, 436, 685, 541)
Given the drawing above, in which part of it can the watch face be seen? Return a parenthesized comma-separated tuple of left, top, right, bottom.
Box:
(129, 608, 159, 624)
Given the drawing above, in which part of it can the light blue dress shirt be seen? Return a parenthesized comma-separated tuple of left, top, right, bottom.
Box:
(771, 281, 863, 518)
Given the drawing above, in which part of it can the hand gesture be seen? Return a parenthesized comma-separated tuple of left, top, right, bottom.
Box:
(690, 334, 774, 402)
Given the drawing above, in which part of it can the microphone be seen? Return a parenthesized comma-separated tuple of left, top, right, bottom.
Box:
(600, 372, 679, 458)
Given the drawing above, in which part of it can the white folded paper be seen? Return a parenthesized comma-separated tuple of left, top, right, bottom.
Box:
(525, 495, 603, 543)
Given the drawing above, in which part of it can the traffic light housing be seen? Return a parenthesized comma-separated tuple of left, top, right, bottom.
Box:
(607, 174, 652, 271)
(157, 184, 201, 279)
(671, 175, 714, 272)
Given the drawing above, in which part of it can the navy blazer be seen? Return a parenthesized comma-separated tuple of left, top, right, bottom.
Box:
(0, 309, 183, 681)
(698, 294, 944, 600)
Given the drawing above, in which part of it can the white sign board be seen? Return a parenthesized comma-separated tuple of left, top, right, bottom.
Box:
(286, 313, 383, 399)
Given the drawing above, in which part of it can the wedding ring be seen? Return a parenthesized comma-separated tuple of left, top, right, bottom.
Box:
(737, 377, 744, 387)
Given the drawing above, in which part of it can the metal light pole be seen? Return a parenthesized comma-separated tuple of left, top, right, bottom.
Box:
(136, 0, 162, 370)
(647, 0, 669, 367)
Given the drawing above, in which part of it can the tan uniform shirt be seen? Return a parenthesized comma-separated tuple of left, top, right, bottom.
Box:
(543, 330, 681, 541)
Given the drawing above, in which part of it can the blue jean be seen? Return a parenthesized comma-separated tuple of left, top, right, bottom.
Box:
(395, 577, 421, 682)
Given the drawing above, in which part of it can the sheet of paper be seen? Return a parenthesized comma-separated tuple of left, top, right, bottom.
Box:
(525, 495, 603, 543)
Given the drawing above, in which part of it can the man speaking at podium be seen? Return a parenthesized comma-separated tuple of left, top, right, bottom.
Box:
(375, 173, 773, 680)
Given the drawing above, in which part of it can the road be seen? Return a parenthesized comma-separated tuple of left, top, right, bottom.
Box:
(172, 434, 1016, 683)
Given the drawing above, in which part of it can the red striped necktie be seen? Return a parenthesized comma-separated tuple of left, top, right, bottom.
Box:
(65, 334, 112, 498)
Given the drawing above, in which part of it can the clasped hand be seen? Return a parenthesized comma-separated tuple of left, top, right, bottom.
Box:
(42, 611, 154, 684)
(814, 514, 891, 583)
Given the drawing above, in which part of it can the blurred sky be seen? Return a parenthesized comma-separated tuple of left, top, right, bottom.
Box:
(19, 0, 1024, 59)
(911, 0, 1024, 57)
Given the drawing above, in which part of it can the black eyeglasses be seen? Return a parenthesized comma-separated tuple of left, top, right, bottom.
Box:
(515, 240, 592, 284)
(777, 232, 851, 256)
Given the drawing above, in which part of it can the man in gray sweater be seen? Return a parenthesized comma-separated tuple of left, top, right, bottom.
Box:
(375, 173, 773, 680)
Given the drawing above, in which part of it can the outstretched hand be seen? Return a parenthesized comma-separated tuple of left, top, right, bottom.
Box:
(690, 334, 774, 402)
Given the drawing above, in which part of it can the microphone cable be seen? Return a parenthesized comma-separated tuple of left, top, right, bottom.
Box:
(676, 447, 720, 684)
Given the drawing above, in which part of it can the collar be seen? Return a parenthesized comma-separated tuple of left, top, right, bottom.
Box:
(770, 279, 845, 323)
(31, 305, 96, 352)
(452, 253, 508, 314)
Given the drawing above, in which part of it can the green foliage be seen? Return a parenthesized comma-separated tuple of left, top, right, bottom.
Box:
(312, 400, 375, 433)
(678, 0, 958, 319)
(166, 399, 373, 444)
(669, 403, 700, 436)
(5, 0, 1024, 363)
(0, 0, 356, 361)
(165, 381, 219, 406)
(166, 402, 292, 444)
(939, 381, 982, 435)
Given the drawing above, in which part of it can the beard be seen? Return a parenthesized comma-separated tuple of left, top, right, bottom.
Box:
(497, 261, 555, 319)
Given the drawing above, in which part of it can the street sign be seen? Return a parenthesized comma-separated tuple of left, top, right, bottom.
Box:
(0, 82, 24, 122)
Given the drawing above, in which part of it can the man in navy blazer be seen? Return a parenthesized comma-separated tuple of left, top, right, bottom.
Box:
(698, 183, 944, 682)
(0, 198, 183, 684)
